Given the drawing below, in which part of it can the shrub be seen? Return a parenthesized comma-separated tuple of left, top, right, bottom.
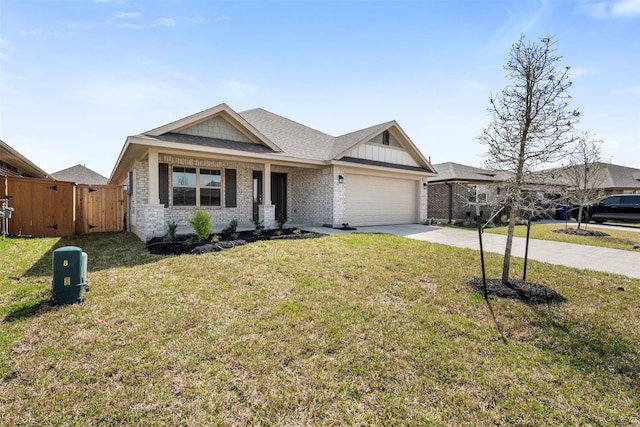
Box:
(277, 213, 287, 230)
(188, 209, 213, 241)
(163, 221, 178, 242)
(229, 219, 238, 233)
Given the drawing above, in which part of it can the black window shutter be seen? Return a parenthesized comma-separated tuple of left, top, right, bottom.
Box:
(225, 169, 237, 208)
(159, 163, 169, 207)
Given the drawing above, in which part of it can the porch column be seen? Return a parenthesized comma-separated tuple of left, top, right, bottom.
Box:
(419, 178, 428, 224)
(264, 162, 272, 205)
(148, 149, 160, 205)
(259, 162, 276, 229)
(143, 148, 165, 239)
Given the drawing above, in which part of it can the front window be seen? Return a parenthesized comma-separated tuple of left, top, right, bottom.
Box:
(172, 166, 221, 207)
(173, 167, 196, 206)
(467, 185, 488, 203)
(199, 169, 221, 206)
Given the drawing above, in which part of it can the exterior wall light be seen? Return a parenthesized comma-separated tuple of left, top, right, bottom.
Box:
(423, 182, 428, 190)
(338, 175, 344, 184)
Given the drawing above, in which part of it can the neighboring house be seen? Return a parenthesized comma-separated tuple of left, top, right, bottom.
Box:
(0, 139, 50, 179)
(428, 161, 640, 224)
(546, 162, 640, 197)
(51, 164, 109, 185)
(109, 103, 436, 241)
(427, 162, 511, 223)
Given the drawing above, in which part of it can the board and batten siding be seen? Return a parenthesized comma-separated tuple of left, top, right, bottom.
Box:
(348, 143, 419, 167)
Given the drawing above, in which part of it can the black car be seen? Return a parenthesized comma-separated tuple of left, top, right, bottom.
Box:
(571, 194, 640, 223)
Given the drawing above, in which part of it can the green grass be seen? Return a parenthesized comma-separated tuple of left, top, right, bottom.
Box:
(482, 222, 640, 251)
(1, 232, 639, 425)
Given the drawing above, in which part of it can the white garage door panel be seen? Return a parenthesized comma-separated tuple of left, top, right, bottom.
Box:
(346, 174, 418, 226)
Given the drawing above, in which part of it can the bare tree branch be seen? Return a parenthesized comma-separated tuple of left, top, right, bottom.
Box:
(478, 35, 579, 284)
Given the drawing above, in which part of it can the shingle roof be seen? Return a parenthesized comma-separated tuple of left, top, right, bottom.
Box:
(599, 163, 640, 189)
(428, 162, 509, 183)
(128, 104, 432, 174)
(238, 108, 335, 160)
(539, 162, 640, 190)
(51, 164, 108, 185)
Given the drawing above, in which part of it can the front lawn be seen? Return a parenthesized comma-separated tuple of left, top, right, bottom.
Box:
(1, 232, 639, 425)
(483, 222, 640, 251)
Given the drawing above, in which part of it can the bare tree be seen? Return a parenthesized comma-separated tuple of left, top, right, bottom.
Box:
(565, 132, 606, 229)
(478, 35, 580, 284)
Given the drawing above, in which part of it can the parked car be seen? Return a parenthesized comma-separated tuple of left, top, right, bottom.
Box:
(571, 194, 640, 223)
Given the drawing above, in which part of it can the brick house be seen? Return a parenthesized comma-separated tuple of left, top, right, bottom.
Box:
(109, 104, 436, 241)
(427, 162, 511, 224)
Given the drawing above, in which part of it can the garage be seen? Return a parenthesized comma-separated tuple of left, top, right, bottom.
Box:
(345, 174, 419, 226)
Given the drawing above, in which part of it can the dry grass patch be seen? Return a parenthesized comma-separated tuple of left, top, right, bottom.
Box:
(0, 232, 639, 425)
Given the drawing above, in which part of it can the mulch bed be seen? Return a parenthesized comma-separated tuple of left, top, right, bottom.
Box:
(554, 228, 610, 237)
(468, 278, 567, 305)
(146, 228, 324, 255)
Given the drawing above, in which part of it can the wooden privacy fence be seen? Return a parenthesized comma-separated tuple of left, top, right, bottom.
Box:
(3, 176, 126, 237)
(75, 185, 126, 235)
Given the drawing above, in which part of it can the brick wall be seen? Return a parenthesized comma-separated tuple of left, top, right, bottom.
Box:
(428, 182, 501, 223)
(160, 154, 261, 232)
(289, 167, 335, 225)
(427, 182, 474, 222)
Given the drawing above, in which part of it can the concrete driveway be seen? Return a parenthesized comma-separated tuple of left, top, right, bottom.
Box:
(308, 223, 640, 279)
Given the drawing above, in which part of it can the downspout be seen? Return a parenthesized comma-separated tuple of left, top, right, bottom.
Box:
(446, 182, 453, 224)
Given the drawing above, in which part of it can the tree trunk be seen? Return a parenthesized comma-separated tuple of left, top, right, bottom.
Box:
(501, 202, 518, 284)
(577, 205, 583, 230)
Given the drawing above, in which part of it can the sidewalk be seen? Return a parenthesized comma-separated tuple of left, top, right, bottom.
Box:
(307, 223, 640, 279)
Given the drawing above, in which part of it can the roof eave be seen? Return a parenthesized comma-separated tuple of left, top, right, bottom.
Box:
(109, 135, 328, 185)
(331, 159, 436, 177)
(0, 139, 51, 179)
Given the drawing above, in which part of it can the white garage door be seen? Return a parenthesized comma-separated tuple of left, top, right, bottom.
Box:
(345, 174, 418, 226)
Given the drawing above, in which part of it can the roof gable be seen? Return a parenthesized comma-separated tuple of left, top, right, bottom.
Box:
(333, 122, 434, 172)
(145, 103, 282, 152)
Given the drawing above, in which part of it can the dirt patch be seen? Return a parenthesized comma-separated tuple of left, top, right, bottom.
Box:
(468, 278, 567, 305)
(554, 228, 610, 237)
(146, 228, 325, 255)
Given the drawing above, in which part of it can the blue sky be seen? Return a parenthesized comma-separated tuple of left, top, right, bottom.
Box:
(1, 0, 639, 179)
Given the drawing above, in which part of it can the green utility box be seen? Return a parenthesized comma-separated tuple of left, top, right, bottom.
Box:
(52, 246, 88, 305)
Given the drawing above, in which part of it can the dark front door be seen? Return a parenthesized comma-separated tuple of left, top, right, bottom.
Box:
(271, 172, 287, 221)
(252, 171, 263, 222)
